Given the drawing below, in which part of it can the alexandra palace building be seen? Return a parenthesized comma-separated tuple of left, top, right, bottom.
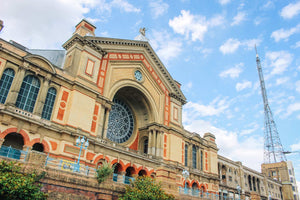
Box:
(0, 19, 294, 200)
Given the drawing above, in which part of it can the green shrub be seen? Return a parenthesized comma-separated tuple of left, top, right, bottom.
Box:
(96, 162, 114, 183)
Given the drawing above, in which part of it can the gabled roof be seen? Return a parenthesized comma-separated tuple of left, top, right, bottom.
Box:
(63, 34, 186, 104)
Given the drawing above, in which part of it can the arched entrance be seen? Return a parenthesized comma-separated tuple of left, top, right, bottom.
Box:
(125, 166, 136, 184)
(32, 143, 44, 152)
(113, 163, 123, 182)
(106, 86, 154, 146)
(138, 169, 147, 177)
(0, 133, 24, 159)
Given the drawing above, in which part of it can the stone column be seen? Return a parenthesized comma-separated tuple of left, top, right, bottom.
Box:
(34, 75, 51, 116)
(159, 131, 164, 157)
(102, 107, 111, 140)
(97, 105, 106, 138)
(152, 129, 156, 156)
(148, 129, 153, 156)
(5, 65, 27, 106)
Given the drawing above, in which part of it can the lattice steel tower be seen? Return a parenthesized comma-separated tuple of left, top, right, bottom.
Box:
(255, 47, 286, 163)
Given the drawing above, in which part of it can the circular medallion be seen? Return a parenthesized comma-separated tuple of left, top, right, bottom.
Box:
(134, 70, 143, 81)
(107, 98, 134, 143)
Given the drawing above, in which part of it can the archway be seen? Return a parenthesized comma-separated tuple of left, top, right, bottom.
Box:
(113, 163, 123, 182)
(192, 182, 199, 196)
(32, 143, 44, 152)
(125, 166, 136, 184)
(106, 86, 154, 145)
(0, 133, 24, 159)
(138, 169, 147, 177)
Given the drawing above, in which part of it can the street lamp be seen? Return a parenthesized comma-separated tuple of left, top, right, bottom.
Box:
(73, 136, 89, 172)
(237, 185, 241, 200)
(182, 169, 189, 194)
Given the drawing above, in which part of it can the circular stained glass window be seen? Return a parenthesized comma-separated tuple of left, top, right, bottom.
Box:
(107, 98, 134, 143)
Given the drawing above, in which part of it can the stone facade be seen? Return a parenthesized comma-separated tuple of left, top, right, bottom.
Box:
(0, 19, 294, 199)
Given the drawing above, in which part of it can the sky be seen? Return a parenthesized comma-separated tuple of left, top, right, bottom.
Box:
(1, 0, 300, 192)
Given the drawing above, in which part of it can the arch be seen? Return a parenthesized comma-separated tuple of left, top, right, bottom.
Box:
(125, 166, 136, 176)
(199, 183, 207, 192)
(32, 143, 44, 152)
(136, 166, 150, 176)
(28, 138, 50, 152)
(25, 55, 56, 74)
(138, 169, 147, 176)
(93, 154, 110, 165)
(1, 132, 24, 160)
(113, 163, 123, 174)
(0, 128, 30, 146)
(107, 80, 158, 122)
(110, 159, 125, 172)
(150, 172, 156, 179)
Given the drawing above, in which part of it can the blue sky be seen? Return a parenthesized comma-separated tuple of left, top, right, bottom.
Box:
(1, 0, 300, 190)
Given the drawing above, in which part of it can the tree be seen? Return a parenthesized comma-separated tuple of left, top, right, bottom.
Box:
(96, 162, 114, 183)
(119, 176, 175, 200)
(0, 160, 47, 200)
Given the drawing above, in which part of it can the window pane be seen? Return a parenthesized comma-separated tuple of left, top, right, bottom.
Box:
(0, 68, 15, 104)
(16, 75, 40, 112)
(42, 87, 56, 120)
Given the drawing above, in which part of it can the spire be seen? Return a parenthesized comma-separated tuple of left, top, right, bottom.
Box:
(255, 47, 287, 163)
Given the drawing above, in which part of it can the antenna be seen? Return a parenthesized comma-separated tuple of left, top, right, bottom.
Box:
(255, 46, 286, 163)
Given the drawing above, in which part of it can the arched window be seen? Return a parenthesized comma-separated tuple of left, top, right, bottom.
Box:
(143, 138, 148, 154)
(16, 75, 40, 112)
(0, 68, 15, 104)
(42, 87, 57, 120)
(200, 151, 203, 171)
(32, 143, 44, 152)
(192, 145, 197, 168)
(184, 144, 188, 166)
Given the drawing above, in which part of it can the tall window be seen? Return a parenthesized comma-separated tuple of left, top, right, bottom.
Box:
(0, 68, 15, 104)
(184, 144, 188, 166)
(16, 75, 40, 112)
(200, 151, 203, 171)
(192, 145, 197, 169)
(42, 87, 57, 120)
(143, 138, 148, 154)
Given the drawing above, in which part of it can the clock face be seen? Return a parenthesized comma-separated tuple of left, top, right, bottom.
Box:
(134, 70, 143, 81)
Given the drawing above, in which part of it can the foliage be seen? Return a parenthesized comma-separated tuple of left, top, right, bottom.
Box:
(96, 162, 114, 183)
(119, 176, 175, 200)
(0, 160, 47, 200)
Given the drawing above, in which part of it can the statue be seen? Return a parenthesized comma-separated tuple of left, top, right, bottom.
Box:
(139, 27, 146, 36)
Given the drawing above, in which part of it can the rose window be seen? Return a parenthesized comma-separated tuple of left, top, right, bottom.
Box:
(107, 98, 134, 143)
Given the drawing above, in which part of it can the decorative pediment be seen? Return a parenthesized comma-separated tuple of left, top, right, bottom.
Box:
(25, 55, 56, 74)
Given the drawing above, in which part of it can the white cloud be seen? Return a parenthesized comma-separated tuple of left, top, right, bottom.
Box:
(149, 0, 169, 19)
(296, 81, 300, 93)
(219, 38, 261, 54)
(236, 80, 252, 91)
(285, 103, 300, 116)
(271, 24, 300, 42)
(265, 51, 293, 75)
(111, 0, 140, 13)
(219, 63, 243, 79)
(280, 1, 300, 19)
(0, 0, 140, 49)
(219, 38, 241, 54)
(291, 141, 300, 151)
(169, 10, 224, 42)
(293, 41, 300, 48)
(276, 77, 289, 85)
(219, 0, 231, 5)
(182, 118, 263, 171)
(182, 81, 193, 92)
(231, 11, 246, 26)
(240, 123, 259, 136)
(150, 30, 182, 64)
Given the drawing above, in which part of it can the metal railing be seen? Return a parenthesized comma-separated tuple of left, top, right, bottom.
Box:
(0, 145, 28, 161)
(112, 173, 135, 184)
(44, 154, 97, 177)
(179, 187, 220, 199)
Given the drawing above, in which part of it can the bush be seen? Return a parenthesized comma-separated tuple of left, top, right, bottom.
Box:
(0, 160, 47, 200)
(96, 162, 114, 183)
(119, 176, 175, 200)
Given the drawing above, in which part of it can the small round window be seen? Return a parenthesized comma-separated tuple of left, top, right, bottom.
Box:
(107, 98, 134, 143)
(134, 70, 143, 81)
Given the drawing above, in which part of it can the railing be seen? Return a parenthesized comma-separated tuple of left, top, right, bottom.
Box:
(0, 145, 28, 161)
(112, 173, 135, 184)
(179, 187, 220, 199)
(45, 154, 97, 177)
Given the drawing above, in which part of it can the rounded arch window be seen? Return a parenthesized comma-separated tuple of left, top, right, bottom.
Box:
(107, 98, 134, 143)
(32, 143, 44, 152)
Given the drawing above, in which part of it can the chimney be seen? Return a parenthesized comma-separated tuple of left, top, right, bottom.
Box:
(74, 19, 96, 37)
